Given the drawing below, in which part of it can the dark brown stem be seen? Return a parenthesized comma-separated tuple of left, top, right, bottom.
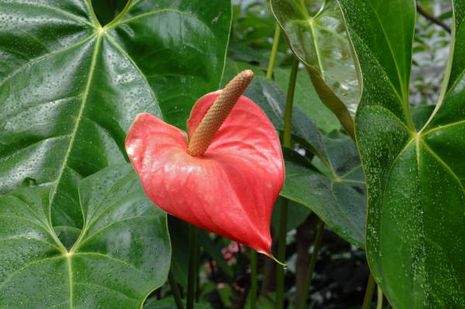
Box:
(294, 216, 315, 308)
(416, 4, 451, 34)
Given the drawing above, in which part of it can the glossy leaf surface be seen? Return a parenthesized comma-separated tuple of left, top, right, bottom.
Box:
(0, 0, 231, 232)
(339, 0, 465, 306)
(281, 134, 366, 248)
(126, 93, 284, 255)
(0, 164, 170, 307)
(270, 0, 359, 136)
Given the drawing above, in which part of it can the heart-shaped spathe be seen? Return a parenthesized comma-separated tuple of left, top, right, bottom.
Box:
(125, 91, 284, 255)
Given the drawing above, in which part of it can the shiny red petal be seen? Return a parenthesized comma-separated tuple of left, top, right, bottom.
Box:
(126, 94, 284, 255)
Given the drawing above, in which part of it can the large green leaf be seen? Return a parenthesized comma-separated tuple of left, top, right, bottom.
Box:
(0, 164, 170, 307)
(281, 134, 366, 247)
(0, 0, 231, 231)
(339, 0, 465, 306)
(270, 0, 359, 136)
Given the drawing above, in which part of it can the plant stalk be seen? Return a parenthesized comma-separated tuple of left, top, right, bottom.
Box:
(275, 198, 288, 309)
(298, 220, 325, 309)
(362, 273, 376, 309)
(249, 250, 258, 309)
(187, 225, 198, 309)
(276, 57, 299, 309)
(258, 19, 281, 295)
(377, 285, 384, 309)
(168, 271, 185, 309)
(266, 24, 281, 80)
(282, 58, 299, 147)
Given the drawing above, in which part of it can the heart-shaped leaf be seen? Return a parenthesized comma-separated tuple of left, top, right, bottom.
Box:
(339, 0, 465, 306)
(281, 134, 366, 248)
(0, 164, 170, 307)
(0, 0, 231, 232)
(270, 0, 359, 136)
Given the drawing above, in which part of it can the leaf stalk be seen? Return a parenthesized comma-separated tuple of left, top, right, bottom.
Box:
(276, 57, 299, 308)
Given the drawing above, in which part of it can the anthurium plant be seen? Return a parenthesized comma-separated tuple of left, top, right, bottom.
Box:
(0, 0, 462, 308)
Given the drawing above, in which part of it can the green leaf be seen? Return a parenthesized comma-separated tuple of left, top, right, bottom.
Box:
(340, 0, 465, 306)
(280, 134, 366, 248)
(0, 164, 170, 307)
(274, 67, 341, 133)
(270, 0, 359, 137)
(0, 0, 231, 231)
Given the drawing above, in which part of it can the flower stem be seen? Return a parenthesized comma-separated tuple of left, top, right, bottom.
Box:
(276, 57, 299, 309)
(266, 24, 281, 80)
(187, 70, 254, 156)
(298, 220, 324, 309)
(253, 21, 281, 306)
(362, 273, 376, 309)
(275, 198, 288, 308)
(187, 225, 198, 309)
(168, 271, 185, 309)
(282, 58, 298, 147)
(249, 250, 258, 309)
(377, 285, 384, 309)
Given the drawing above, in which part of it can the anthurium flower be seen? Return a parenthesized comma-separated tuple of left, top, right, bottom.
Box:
(125, 70, 284, 256)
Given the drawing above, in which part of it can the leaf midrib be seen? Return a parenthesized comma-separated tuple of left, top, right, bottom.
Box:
(48, 34, 102, 212)
(364, 1, 415, 131)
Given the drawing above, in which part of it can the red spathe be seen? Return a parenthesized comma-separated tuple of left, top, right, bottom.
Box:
(125, 91, 284, 255)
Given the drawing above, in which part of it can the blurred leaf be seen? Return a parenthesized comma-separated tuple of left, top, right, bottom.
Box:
(281, 134, 366, 248)
(221, 59, 266, 87)
(270, 0, 359, 136)
(198, 232, 233, 279)
(0, 164, 170, 307)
